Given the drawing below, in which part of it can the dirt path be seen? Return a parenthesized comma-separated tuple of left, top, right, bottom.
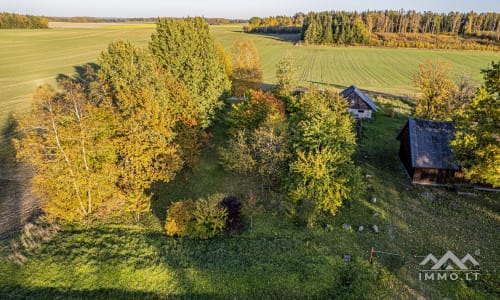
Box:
(0, 164, 41, 239)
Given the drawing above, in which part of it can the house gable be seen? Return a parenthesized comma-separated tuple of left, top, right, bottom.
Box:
(340, 85, 378, 113)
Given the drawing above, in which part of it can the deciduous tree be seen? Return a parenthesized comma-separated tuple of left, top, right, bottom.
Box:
(220, 92, 289, 189)
(413, 60, 455, 120)
(99, 41, 198, 221)
(14, 78, 119, 223)
(449, 73, 477, 113)
(452, 62, 500, 187)
(230, 39, 263, 97)
(225, 90, 284, 134)
(276, 53, 296, 93)
(288, 89, 361, 217)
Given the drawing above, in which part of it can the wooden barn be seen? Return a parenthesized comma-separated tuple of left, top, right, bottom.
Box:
(396, 118, 465, 185)
(340, 85, 378, 119)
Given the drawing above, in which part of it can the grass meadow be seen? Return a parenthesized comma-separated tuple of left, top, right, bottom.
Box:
(0, 23, 499, 299)
(1, 113, 498, 299)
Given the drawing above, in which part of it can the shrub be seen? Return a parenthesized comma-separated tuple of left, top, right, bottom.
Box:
(192, 194, 228, 239)
(226, 90, 285, 134)
(218, 196, 244, 233)
(165, 200, 196, 237)
(165, 194, 229, 239)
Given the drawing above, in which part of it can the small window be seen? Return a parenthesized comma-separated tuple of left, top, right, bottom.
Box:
(358, 110, 364, 113)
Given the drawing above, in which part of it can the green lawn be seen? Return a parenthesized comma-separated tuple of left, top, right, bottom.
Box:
(0, 112, 498, 299)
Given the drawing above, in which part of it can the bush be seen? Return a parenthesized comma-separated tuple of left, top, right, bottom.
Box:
(165, 200, 196, 237)
(226, 90, 284, 134)
(218, 196, 244, 233)
(165, 194, 229, 239)
(191, 194, 228, 239)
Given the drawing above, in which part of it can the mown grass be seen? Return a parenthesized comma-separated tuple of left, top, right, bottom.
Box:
(0, 111, 498, 299)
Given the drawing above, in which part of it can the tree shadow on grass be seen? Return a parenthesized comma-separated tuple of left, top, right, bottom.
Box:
(0, 285, 199, 300)
(23, 219, 395, 299)
(0, 114, 40, 240)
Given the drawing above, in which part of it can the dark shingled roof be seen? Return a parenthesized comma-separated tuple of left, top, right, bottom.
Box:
(397, 118, 460, 170)
(340, 85, 378, 112)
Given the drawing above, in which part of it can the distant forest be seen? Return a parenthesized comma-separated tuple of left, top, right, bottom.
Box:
(0, 12, 49, 29)
(245, 11, 500, 50)
(48, 16, 247, 25)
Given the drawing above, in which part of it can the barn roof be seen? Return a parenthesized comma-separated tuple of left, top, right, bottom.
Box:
(397, 118, 460, 170)
(340, 85, 378, 112)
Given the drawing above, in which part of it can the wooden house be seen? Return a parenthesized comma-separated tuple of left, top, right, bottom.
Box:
(340, 85, 378, 119)
(396, 118, 465, 185)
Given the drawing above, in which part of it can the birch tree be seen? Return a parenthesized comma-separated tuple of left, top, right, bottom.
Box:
(14, 79, 119, 223)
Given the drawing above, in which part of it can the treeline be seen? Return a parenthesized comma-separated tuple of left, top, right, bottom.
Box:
(302, 11, 500, 44)
(49, 16, 246, 25)
(302, 12, 370, 44)
(0, 12, 49, 29)
(244, 14, 304, 33)
(245, 10, 500, 50)
(363, 10, 498, 35)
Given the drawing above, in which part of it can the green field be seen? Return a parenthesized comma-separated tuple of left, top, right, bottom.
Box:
(1, 24, 499, 127)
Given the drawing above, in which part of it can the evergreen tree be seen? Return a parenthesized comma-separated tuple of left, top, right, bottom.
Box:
(149, 17, 230, 128)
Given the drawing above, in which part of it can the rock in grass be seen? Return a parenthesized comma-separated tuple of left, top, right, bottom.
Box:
(370, 197, 377, 203)
(343, 224, 352, 230)
(358, 226, 364, 232)
(325, 224, 332, 231)
(342, 254, 352, 261)
(372, 225, 379, 233)
(373, 212, 380, 217)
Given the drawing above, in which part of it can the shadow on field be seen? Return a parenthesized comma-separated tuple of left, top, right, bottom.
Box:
(25, 219, 387, 299)
(0, 114, 41, 239)
(0, 285, 203, 300)
(249, 32, 301, 43)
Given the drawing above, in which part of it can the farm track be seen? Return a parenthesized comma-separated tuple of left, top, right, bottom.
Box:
(0, 164, 40, 239)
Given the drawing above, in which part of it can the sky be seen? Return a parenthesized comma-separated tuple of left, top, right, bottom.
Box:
(1, 0, 499, 19)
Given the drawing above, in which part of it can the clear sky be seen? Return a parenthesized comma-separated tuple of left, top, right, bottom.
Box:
(1, 0, 499, 19)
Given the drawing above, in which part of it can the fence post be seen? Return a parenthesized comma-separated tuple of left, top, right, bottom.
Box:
(369, 247, 375, 264)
